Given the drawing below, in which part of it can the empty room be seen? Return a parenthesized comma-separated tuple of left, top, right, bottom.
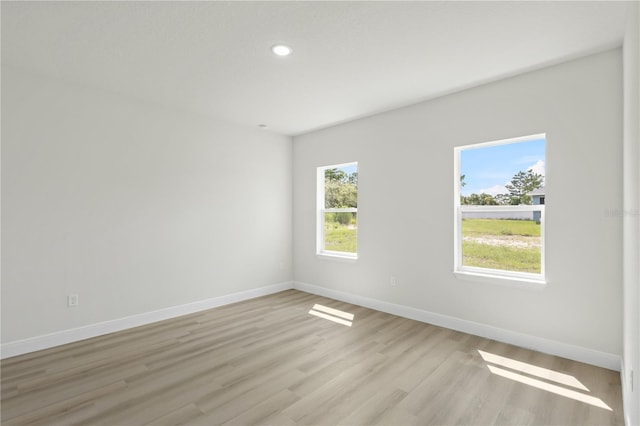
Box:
(1, 1, 639, 425)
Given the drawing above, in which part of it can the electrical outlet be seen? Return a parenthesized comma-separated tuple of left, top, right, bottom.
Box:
(390, 276, 397, 287)
(67, 294, 79, 307)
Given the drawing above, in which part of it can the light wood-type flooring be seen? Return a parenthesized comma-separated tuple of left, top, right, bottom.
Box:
(1, 289, 623, 425)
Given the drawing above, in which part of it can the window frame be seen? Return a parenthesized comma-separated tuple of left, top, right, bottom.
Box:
(453, 134, 546, 286)
(317, 162, 358, 260)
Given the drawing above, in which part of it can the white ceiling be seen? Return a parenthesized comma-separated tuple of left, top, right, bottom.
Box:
(1, 1, 632, 135)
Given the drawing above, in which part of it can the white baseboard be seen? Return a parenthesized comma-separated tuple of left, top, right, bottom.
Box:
(2, 280, 622, 373)
(1, 281, 294, 359)
(621, 363, 629, 426)
(620, 361, 637, 426)
(293, 281, 622, 372)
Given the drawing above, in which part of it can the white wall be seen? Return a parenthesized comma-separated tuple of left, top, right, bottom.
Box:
(623, 2, 640, 424)
(293, 50, 622, 359)
(1, 67, 292, 344)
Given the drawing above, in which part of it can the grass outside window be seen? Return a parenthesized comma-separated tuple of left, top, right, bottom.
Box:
(324, 213, 357, 253)
(461, 218, 541, 274)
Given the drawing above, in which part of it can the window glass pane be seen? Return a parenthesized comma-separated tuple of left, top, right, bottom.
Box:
(324, 165, 358, 209)
(460, 138, 545, 206)
(324, 212, 357, 253)
(461, 211, 541, 273)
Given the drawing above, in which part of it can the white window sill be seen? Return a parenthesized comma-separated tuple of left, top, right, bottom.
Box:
(453, 270, 547, 290)
(317, 252, 358, 263)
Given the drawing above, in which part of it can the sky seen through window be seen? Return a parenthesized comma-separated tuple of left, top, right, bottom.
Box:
(460, 138, 545, 196)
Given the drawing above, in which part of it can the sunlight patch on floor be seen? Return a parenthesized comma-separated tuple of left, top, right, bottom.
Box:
(479, 350, 611, 411)
(309, 304, 354, 326)
(478, 350, 589, 391)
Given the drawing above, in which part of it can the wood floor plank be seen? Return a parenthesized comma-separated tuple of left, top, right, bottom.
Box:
(336, 387, 408, 425)
(1, 380, 128, 425)
(144, 403, 204, 426)
(0, 289, 624, 425)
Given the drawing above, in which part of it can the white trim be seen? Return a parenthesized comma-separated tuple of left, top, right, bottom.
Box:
(324, 208, 357, 213)
(0, 281, 294, 359)
(317, 251, 358, 261)
(453, 270, 546, 289)
(621, 361, 635, 426)
(458, 133, 546, 151)
(460, 205, 544, 212)
(620, 363, 628, 426)
(318, 161, 358, 171)
(3, 280, 621, 373)
(454, 134, 547, 284)
(317, 161, 359, 257)
(317, 165, 326, 255)
(293, 281, 621, 371)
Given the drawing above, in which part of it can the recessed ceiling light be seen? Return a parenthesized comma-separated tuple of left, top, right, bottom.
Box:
(271, 44, 292, 57)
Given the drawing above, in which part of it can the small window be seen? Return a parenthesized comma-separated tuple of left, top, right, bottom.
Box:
(317, 162, 358, 258)
(454, 135, 546, 283)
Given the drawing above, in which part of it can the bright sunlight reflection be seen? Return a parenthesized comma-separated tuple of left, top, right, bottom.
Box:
(479, 350, 612, 411)
(478, 350, 589, 391)
(311, 304, 354, 320)
(308, 304, 354, 327)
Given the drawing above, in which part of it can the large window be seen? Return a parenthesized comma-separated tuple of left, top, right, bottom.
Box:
(317, 162, 358, 258)
(454, 135, 546, 283)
